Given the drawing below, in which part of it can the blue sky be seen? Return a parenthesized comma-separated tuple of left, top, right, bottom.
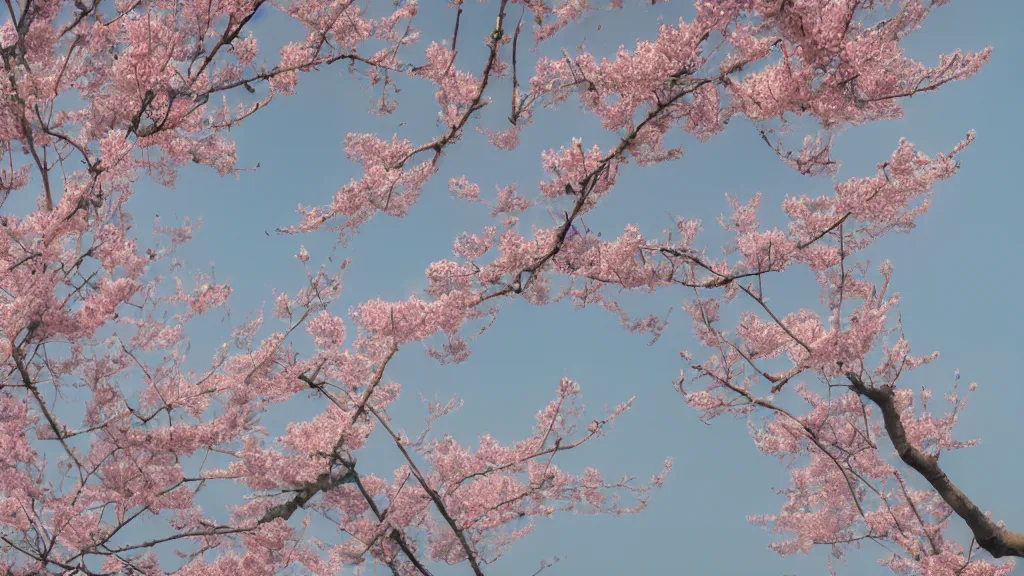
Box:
(107, 1, 1024, 574)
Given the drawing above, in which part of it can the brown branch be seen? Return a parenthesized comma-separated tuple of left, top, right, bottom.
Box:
(394, 0, 511, 170)
(352, 343, 399, 421)
(296, 352, 432, 575)
(190, 0, 267, 82)
(365, 403, 486, 576)
(509, 7, 524, 125)
(12, 348, 87, 481)
(258, 467, 357, 524)
(351, 473, 434, 576)
(846, 372, 1024, 558)
(474, 78, 715, 307)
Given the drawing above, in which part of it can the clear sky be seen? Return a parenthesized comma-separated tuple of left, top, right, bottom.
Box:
(113, 1, 1024, 574)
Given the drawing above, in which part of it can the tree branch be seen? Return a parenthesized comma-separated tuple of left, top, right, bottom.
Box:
(846, 372, 1024, 558)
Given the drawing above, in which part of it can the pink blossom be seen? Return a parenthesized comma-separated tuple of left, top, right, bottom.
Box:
(0, 1, 1006, 575)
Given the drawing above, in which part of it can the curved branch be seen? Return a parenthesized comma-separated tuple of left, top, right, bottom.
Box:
(846, 372, 1024, 558)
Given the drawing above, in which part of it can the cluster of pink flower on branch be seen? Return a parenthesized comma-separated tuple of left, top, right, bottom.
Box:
(1, 219, 667, 576)
(0, 0, 1010, 575)
(0, 0, 673, 573)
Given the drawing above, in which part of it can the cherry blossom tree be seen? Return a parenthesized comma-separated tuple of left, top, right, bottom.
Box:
(0, 0, 1011, 575)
